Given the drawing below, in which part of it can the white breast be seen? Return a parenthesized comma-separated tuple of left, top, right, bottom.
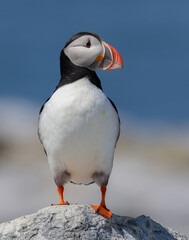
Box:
(39, 78, 119, 184)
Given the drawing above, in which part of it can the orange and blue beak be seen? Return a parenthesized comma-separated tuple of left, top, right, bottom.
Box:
(97, 41, 123, 70)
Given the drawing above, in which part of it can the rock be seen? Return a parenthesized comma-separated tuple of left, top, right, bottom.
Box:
(0, 204, 188, 240)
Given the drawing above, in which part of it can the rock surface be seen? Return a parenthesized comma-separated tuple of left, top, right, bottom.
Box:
(0, 205, 188, 240)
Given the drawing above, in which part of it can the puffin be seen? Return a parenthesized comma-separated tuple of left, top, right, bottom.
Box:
(38, 32, 123, 218)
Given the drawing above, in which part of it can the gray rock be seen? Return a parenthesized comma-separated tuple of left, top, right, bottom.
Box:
(0, 205, 188, 240)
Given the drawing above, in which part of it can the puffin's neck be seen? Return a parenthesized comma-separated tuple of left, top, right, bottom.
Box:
(55, 50, 103, 91)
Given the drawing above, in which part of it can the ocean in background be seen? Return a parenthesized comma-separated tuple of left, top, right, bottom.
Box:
(0, 0, 189, 123)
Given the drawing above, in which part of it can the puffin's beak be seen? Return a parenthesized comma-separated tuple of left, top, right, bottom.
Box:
(97, 41, 123, 70)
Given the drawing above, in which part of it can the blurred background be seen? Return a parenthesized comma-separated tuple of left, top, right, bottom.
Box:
(0, 0, 189, 235)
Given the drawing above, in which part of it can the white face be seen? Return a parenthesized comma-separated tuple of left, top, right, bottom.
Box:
(64, 35, 103, 70)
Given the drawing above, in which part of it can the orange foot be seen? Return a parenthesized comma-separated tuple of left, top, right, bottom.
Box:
(90, 205, 112, 218)
(51, 201, 69, 206)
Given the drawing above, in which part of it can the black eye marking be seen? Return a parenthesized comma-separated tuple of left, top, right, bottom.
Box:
(85, 40, 91, 48)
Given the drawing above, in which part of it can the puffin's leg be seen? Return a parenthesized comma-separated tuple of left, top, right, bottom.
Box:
(90, 172, 112, 218)
(51, 170, 70, 206)
(91, 186, 112, 218)
(51, 186, 69, 206)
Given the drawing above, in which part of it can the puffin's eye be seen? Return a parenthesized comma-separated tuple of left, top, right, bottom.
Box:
(85, 40, 91, 48)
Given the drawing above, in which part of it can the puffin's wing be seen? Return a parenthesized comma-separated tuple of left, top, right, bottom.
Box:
(39, 97, 50, 115)
(38, 97, 50, 153)
(108, 97, 120, 144)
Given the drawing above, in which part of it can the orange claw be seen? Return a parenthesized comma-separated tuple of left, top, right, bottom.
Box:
(51, 186, 69, 206)
(90, 186, 112, 218)
(91, 204, 112, 218)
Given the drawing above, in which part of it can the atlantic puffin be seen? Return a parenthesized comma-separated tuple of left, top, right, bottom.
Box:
(38, 32, 123, 218)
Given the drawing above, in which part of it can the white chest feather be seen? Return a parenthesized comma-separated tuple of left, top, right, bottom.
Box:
(39, 78, 119, 184)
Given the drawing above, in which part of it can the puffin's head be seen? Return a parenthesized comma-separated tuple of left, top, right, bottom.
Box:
(63, 32, 123, 71)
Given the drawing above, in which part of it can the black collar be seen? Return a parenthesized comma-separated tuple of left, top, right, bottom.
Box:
(55, 50, 103, 91)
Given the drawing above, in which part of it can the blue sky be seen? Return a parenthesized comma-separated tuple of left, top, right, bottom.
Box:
(1, 0, 189, 123)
